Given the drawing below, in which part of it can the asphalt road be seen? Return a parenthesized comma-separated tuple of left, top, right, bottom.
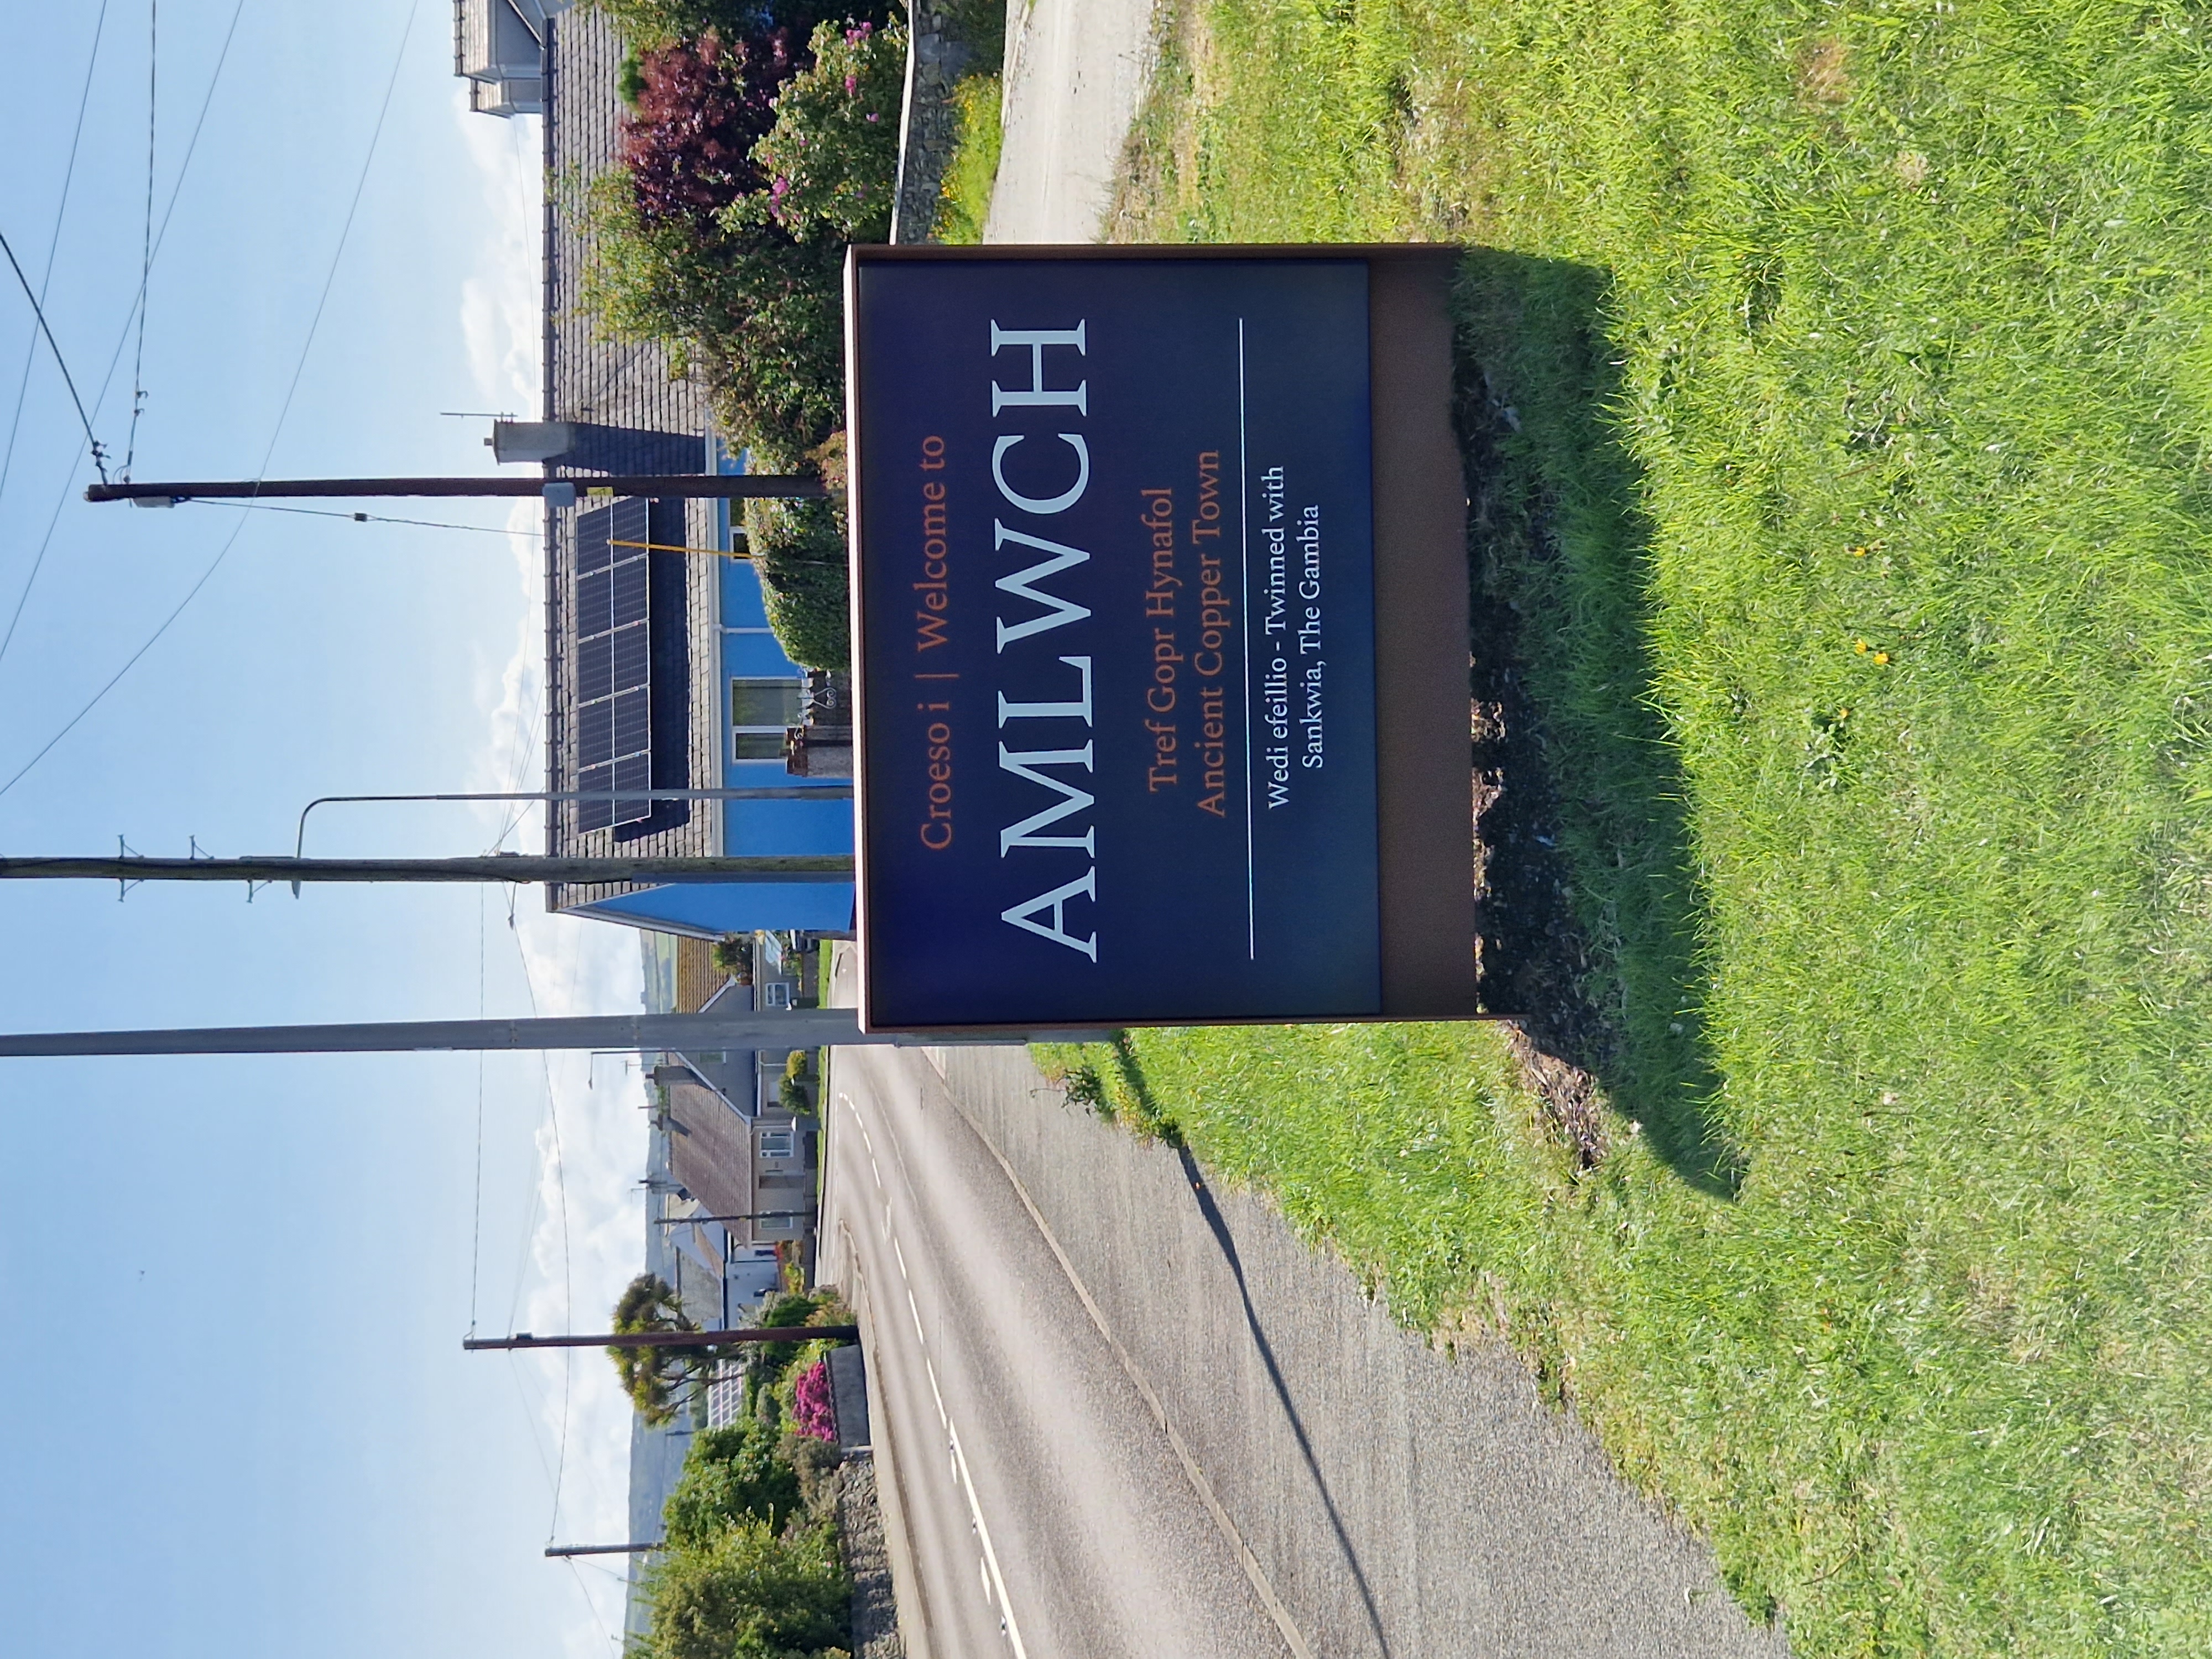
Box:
(818, 1040, 1292, 1659)
(821, 1026, 1790, 1657)
(985, 0, 1160, 242)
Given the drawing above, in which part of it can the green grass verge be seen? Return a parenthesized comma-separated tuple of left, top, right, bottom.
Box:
(1055, 0, 2212, 1652)
(935, 73, 1005, 243)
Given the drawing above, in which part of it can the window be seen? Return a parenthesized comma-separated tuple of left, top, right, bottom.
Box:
(731, 677, 804, 762)
(759, 1129, 795, 1159)
(705, 1367, 745, 1427)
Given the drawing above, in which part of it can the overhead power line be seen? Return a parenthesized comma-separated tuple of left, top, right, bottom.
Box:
(124, 0, 157, 478)
(181, 497, 542, 538)
(0, 0, 107, 514)
(0, 228, 108, 483)
(0, 0, 232, 680)
(90, 0, 247, 434)
(0, 0, 416, 804)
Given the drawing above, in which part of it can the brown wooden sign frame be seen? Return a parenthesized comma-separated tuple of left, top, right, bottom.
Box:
(844, 244, 1477, 1034)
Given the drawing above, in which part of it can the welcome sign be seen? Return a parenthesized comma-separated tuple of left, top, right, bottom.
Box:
(847, 247, 1476, 1032)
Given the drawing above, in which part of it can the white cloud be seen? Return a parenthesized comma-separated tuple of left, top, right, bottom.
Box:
(456, 94, 543, 421)
(455, 91, 649, 1659)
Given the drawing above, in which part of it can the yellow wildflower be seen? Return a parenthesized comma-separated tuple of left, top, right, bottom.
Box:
(1874, 651, 1891, 665)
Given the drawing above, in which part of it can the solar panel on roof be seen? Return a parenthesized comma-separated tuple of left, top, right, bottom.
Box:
(611, 558, 649, 627)
(575, 509, 615, 574)
(572, 498, 654, 833)
(577, 568, 612, 634)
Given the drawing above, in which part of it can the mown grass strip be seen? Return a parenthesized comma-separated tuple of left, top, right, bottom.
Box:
(935, 73, 1005, 243)
(1056, 0, 2212, 1651)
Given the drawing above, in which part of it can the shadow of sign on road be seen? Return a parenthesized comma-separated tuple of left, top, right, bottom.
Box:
(1172, 1140, 1394, 1655)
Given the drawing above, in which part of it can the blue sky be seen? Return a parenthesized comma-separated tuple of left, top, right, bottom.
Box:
(0, 4, 644, 1655)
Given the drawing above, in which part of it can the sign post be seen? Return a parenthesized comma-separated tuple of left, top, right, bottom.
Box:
(845, 246, 1476, 1033)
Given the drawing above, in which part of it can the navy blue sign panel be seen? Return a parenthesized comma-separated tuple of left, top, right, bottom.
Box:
(852, 257, 1383, 1029)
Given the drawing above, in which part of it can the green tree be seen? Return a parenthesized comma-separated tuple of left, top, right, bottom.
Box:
(634, 1517, 849, 1659)
(609, 1273, 730, 1426)
(664, 1421, 804, 1543)
(585, 0, 840, 53)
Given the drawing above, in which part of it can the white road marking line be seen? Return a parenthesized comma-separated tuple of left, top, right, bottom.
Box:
(840, 1087, 1031, 1659)
(940, 1077, 1316, 1659)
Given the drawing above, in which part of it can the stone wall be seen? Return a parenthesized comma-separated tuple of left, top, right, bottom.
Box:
(889, 10, 976, 243)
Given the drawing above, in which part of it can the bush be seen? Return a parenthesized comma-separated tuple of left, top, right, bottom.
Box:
(583, 18, 877, 458)
(634, 1517, 849, 1659)
(586, 174, 851, 458)
(578, 13, 899, 673)
(780, 1426, 844, 1515)
(743, 495, 850, 669)
(664, 1420, 805, 1543)
(750, 1290, 827, 1386)
(790, 1359, 837, 1441)
(587, 0, 858, 54)
(712, 934, 755, 980)
(752, 21, 906, 244)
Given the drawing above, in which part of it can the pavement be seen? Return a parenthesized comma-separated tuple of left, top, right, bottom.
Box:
(985, 0, 1162, 243)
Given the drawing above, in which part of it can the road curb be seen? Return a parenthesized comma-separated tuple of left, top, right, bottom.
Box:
(822, 1045, 939, 1659)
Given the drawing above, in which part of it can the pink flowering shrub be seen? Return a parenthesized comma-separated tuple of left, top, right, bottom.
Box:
(749, 19, 907, 243)
(791, 1357, 838, 1442)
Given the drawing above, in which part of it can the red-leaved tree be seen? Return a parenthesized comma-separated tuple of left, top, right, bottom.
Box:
(622, 27, 803, 226)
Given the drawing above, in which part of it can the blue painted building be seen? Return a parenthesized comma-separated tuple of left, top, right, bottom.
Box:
(469, 3, 854, 940)
(550, 451, 855, 939)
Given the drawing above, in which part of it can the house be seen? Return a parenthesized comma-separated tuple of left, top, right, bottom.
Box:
(643, 936, 821, 1315)
(458, 0, 857, 940)
(624, 932, 823, 1626)
(453, 0, 555, 114)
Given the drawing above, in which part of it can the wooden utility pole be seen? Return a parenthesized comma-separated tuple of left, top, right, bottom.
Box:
(654, 1210, 813, 1227)
(0, 1007, 888, 1057)
(292, 784, 850, 857)
(0, 853, 853, 885)
(545, 1543, 661, 1558)
(85, 473, 827, 503)
(466, 1326, 858, 1351)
